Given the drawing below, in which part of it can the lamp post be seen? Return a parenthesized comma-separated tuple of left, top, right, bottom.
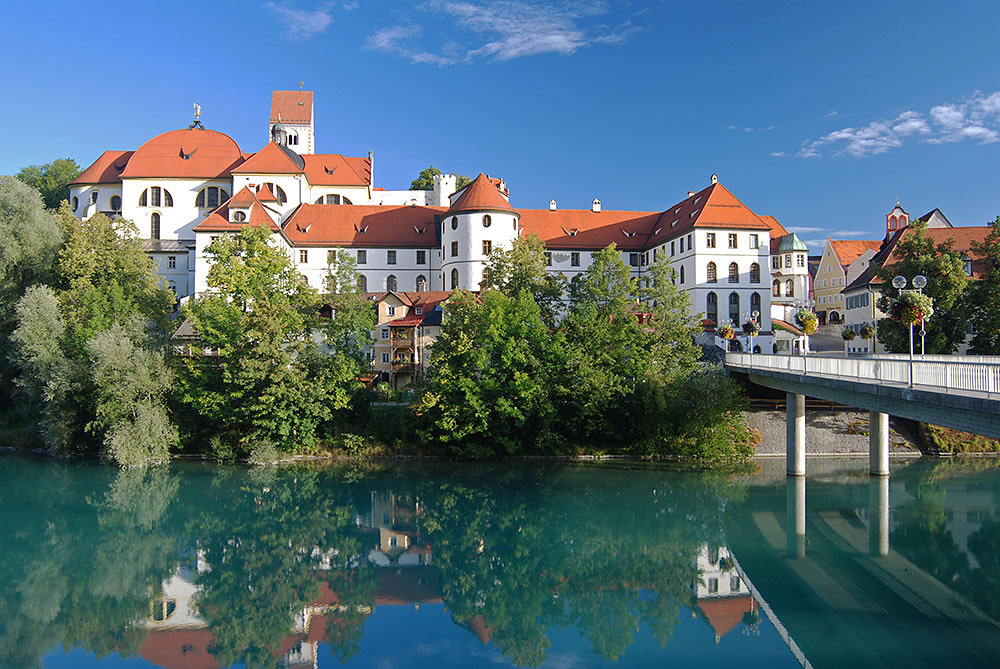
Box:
(892, 275, 929, 387)
(913, 275, 928, 355)
(744, 310, 760, 365)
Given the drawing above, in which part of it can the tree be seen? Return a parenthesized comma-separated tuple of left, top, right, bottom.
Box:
(875, 221, 971, 354)
(15, 158, 81, 209)
(640, 256, 701, 380)
(481, 234, 566, 326)
(409, 165, 471, 191)
(967, 216, 1000, 354)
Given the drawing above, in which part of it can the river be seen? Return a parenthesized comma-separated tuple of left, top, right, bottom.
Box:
(2, 455, 999, 668)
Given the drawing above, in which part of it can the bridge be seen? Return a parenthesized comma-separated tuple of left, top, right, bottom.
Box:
(725, 352, 1000, 477)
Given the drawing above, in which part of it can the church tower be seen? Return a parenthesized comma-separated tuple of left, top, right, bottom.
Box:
(885, 202, 909, 239)
(269, 89, 314, 155)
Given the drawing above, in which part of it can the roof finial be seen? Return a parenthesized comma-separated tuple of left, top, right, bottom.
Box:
(896, 194, 900, 206)
(299, 80, 304, 91)
(189, 103, 204, 129)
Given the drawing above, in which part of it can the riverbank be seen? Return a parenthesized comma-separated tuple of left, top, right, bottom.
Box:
(745, 408, 922, 456)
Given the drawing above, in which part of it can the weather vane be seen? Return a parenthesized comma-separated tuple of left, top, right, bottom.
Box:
(194, 103, 201, 120)
(298, 80, 304, 90)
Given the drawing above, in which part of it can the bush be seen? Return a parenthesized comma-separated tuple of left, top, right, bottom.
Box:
(247, 440, 281, 465)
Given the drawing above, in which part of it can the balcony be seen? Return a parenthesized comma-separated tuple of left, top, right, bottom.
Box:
(390, 361, 416, 373)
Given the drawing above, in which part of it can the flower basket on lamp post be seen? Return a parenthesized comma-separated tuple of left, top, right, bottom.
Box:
(890, 291, 934, 327)
(860, 324, 876, 340)
(717, 322, 737, 342)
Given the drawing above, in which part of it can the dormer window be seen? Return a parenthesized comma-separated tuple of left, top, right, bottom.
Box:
(233, 211, 246, 223)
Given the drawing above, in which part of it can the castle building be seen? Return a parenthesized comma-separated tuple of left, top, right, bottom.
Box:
(70, 90, 796, 356)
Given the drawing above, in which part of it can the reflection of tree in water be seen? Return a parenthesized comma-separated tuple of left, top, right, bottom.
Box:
(892, 481, 971, 586)
(0, 462, 180, 668)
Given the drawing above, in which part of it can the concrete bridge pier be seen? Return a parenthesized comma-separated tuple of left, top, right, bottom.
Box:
(786, 476, 806, 558)
(786, 393, 806, 477)
(868, 476, 890, 557)
(869, 411, 889, 477)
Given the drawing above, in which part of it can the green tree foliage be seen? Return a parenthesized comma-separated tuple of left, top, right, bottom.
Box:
(482, 234, 565, 326)
(179, 226, 369, 455)
(875, 221, 971, 354)
(967, 216, 1000, 354)
(409, 165, 471, 191)
(14, 158, 81, 209)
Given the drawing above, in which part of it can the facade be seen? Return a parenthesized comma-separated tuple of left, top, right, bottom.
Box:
(814, 239, 881, 325)
(72, 89, 798, 361)
(768, 231, 810, 353)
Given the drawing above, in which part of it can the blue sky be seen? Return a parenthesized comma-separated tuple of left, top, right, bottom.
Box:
(2, 0, 999, 250)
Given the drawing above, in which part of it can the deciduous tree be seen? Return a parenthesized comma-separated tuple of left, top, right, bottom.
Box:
(14, 158, 81, 209)
(967, 216, 1000, 354)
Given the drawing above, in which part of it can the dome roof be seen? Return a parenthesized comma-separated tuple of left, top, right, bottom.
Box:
(777, 232, 809, 252)
(447, 173, 515, 214)
(120, 128, 244, 179)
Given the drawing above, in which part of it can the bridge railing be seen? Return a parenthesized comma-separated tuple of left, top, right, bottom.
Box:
(726, 353, 1000, 396)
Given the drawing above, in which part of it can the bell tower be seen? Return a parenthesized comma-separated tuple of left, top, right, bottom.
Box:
(885, 201, 909, 238)
(268, 89, 314, 155)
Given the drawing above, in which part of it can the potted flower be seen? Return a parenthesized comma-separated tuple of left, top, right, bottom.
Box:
(860, 323, 876, 340)
(794, 308, 818, 336)
(717, 322, 737, 341)
(743, 319, 761, 336)
(890, 292, 934, 326)
(841, 327, 856, 341)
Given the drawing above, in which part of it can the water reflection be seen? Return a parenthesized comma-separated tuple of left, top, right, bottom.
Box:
(3, 458, 1000, 667)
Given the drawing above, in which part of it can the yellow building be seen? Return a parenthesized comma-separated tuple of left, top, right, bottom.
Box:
(814, 239, 881, 325)
(368, 291, 451, 389)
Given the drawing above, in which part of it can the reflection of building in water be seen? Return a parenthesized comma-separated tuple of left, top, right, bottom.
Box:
(363, 491, 433, 567)
(692, 545, 757, 643)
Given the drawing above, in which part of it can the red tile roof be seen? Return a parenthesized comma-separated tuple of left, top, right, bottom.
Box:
(646, 182, 773, 249)
(193, 190, 280, 233)
(282, 204, 444, 247)
(227, 185, 259, 208)
(759, 215, 788, 237)
(303, 154, 372, 186)
(882, 226, 991, 279)
(772, 318, 803, 336)
(829, 239, 881, 268)
(71, 150, 134, 185)
(519, 209, 660, 251)
(255, 183, 279, 202)
(448, 173, 515, 214)
(697, 595, 755, 639)
(119, 128, 244, 179)
(230, 141, 304, 175)
(270, 90, 314, 124)
(140, 629, 219, 669)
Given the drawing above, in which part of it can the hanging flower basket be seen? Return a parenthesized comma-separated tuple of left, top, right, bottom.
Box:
(794, 309, 818, 336)
(860, 323, 876, 340)
(890, 292, 934, 326)
(717, 323, 737, 340)
(742, 319, 761, 336)
(841, 327, 856, 341)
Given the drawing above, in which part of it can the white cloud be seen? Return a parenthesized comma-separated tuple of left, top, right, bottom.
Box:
(786, 90, 1000, 158)
(770, 151, 786, 157)
(824, 110, 839, 118)
(264, 2, 335, 41)
(365, 1, 642, 65)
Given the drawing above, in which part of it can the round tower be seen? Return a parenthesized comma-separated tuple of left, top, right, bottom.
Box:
(440, 173, 519, 292)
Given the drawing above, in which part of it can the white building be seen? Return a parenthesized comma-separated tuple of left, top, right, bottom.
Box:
(71, 89, 795, 352)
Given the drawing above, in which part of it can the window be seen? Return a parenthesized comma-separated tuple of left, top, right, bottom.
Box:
(680, 266, 685, 283)
(451, 217, 458, 230)
(386, 275, 398, 292)
(679, 238, 684, 253)
(571, 252, 580, 267)
(707, 262, 717, 283)
(482, 240, 492, 255)
(670, 241, 675, 255)
(786, 279, 794, 297)
(260, 183, 287, 204)
(415, 306, 423, 315)
(482, 214, 492, 228)
(416, 250, 426, 265)
(387, 306, 396, 316)
(751, 292, 761, 314)
(730, 576, 741, 592)
(708, 578, 719, 594)
(750, 234, 759, 249)
(381, 328, 389, 339)
(233, 211, 246, 222)
(139, 188, 173, 207)
(287, 131, 298, 146)
(382, 353, 390, 363)
(72, 196, 79, 211)
(750, 263, 760, 283)
(706, 292, 718, 322)
(728, 234, 737, 249)
(451, 241, 459, 257)
(687, 234, 692, 250)
(416, 275, 427, 291)
(299, 250, 308, 264)
(90, 191, 98, 204)
(357, 250, 367, 264)
(387, 250, 397, 265)
(797, 254, 805, 267)
(964, 258, 973, 276)
(729, 292, 740, 322)
(151, 186, 161, 207)
(773, 256, 781, 270)
(772, 279, 781, 297)
(545, 252, 552, 266)
(706, 233, 716, 248)
(326, 250, 336, 264)
(167, 256, 176, 269)
(450, 268, 459, 290)
(629, 254, 639, 267)
(150, 213, 161, 239)
(728, 262, 738, 283)
(357, 274, 367, 291)
(195, 187, 228, 208)
(167, 280, 177, 296)
(210, 236, 219, 244)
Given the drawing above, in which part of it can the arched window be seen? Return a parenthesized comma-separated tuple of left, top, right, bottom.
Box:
(151, 212, 160, 240)
(386, 274, 398, 292)
(482, 214, 491, 228)
(785, 279, 794, 297)
(772, 279, 781, 297)
(357, 274, 367, 292)
(139, 187, 173, 207)
(110, 195, 121, 211)
(750, 292, 761, 314)
(451, 217, 458, 230)
(416, 275, 427, 292)
(706, 292, 718, 322)
(750, 263, 760, 283)
(196, 187, 230, 208)
(728, 262, 739, 283)
(706, 262, 717, 283)
(72, 196, 79, 211)
(729, 292, 740, 322)
(167, 280, 177, 296)
(450, 268, 459, 290)
(287, 131, 298, 146)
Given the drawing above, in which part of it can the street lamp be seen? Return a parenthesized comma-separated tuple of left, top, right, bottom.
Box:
(893, 275, 928, 387)
(743, 310, 760, 364)
(913, 275, 928, 355)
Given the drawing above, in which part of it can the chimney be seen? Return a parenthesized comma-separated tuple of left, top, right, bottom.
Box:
(592, 198, 601, 213)
(549, 199, 557, 211)
(687, 190, 695, 198)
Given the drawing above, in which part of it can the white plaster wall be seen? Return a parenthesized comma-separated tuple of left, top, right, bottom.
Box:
(230, 173, 306, 217)
(122, 178, 231, 240)
(149, 252, 191, 299)
(68, 184, 123, 219)
(295, 245, 437, 293)
(441, 210, 519, 291)
(307, 186, 371, 205)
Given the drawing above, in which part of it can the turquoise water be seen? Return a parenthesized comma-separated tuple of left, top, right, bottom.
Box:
(2, 456, 1000, 668)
